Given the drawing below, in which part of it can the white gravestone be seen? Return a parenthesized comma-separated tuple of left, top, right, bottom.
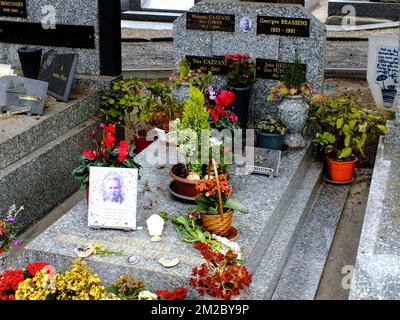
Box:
(367, 36, 399, 112)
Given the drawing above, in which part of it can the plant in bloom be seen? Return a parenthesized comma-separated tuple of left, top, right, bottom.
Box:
(204, 85, 240, 130)
(108, 275, 146, 300)
(267, 82, 314, 103)
(138, 290, 158, 300)
(224, 53, 256, 88)
(71, 123, 141, 190)
(155, 287, 188, 300)
(189, 243, 252, 300)
(0, 204, 23, 253)
(0, 262, 48, 300)
(92, 243, 124, 257)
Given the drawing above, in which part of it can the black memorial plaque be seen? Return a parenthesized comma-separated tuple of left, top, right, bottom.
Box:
(257, 16, 310, 37)
(256, 59, 306, 81)
(38, 49, 57, 83)
(186, 12, 235, 32)
(0, 21, 95, 49)
(240, 0, 304, 5)
(48, 54, 78, 102)
(0, 0, 26, 17)
(186, 55, 228, 75)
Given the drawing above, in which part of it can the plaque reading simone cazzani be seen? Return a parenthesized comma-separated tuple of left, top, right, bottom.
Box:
(0, 0, 26, 17)
(186, 12, 235, 32)
(257, 16, 310, 37)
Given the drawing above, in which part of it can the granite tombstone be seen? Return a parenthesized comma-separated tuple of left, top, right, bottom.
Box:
(174, 0, 326, 123)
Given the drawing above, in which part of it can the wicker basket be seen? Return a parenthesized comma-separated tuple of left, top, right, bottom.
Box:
(201, 210, 233, 237)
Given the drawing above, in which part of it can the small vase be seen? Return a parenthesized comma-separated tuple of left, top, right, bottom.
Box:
(17, 47, 43, 79)
(256, 131, 285, 150)
(230, 86, 252, 129)
(277, 95, 309, 148)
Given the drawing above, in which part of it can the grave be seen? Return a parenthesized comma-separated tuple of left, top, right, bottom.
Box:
(13, 140, 324, 298)
(0, 0, 122, 232)
(173, 0, 326, 123)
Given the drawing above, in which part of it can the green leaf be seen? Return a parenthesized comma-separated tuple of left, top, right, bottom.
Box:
(224, 199, 248, 213)
(338, 147, 352, 159)
(336, 118, 344, 129)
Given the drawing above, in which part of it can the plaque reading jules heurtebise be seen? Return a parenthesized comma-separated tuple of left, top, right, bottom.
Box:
(256, 59, 307, 81)
(186, 12, 235, 32)
(0, 0, 26, 17)
(186, 55, 228, 75)
(48, 53, 78, 102)
(257, 16, 310, 37)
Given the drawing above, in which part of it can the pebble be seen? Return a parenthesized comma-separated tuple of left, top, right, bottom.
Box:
(159, 256, 179, 268)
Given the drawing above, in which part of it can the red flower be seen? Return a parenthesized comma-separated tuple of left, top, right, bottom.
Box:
(155, 288, 188, 300)
(216, 91, 236, 107)
(117, 140, 129, 162)
(103, 134, 116, 148)
(83, 150, 97, 159)
(27, 262, 48, 277)
(104, 123, 116, 135)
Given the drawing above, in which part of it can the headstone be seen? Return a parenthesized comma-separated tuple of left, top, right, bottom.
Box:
(397, 36, 400, 123)
(174, 0, 326, 122)
(0, 75, 48, 115)
(0, 0, 121, 77)
(367, 35, 399, 112)
(47, 54, 78, 102)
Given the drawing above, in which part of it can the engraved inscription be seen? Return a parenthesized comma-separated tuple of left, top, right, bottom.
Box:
(257, 16, 310, 37)
(186, 12, 235, 32)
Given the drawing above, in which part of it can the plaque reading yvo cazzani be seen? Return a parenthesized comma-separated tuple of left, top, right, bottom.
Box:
(257, 16, 310, 37)
(0, 0, 26, 17)
(256, 59, 307, 81)
(186, 12, 235, 32)
(186, 55, 228, 75)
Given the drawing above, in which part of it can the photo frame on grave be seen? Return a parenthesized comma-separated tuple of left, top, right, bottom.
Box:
(47, 53, 78, 102)
(38, 49, 57, 83)
(235, 146, 281, 177)
(88, 167, 138, 231)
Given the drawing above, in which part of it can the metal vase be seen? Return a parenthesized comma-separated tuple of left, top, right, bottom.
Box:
(277, 95, 309, 148)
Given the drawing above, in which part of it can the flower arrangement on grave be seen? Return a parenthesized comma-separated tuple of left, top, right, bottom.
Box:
(16, 258, 108, 300)
(71, 123, 141, 191)
(189, 243, 252, 300)
(171, 59, 213, 90)
(305, 95, 387, 183)
(204, 84, 240, 130)
(224, 54, 256, 88)
(0, 262, 48, 300)
(0, 205, 23, 254)
(254, 115, 287, 150)
(108, 275, 146, 300)
(155, 287, 188, 300)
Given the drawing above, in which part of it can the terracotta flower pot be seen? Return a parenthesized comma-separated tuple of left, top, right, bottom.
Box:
(169, 165, 199, 197)
(327, 157, 357, 183)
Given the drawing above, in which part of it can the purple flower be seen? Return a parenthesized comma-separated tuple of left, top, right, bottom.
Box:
(11, 240, 21, 248)
(7, 216, 16, 223)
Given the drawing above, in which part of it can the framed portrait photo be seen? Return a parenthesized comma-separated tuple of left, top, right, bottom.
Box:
(88, 167, 138, 230)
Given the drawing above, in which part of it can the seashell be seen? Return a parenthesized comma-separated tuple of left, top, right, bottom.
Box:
(186, 172, 201, 181)
(158, 256, 180, 268)
(73, 243, 94, 258)
(127, 255, 141, 265)
(151, 235, 162, 242)
(146, 214, 165, 237)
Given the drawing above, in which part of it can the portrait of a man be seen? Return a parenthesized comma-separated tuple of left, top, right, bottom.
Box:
(240, 16, 251, 33)
(102, 173, 124, 204)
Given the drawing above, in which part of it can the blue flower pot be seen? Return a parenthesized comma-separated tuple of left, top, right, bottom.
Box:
(256, 131, 285, 150)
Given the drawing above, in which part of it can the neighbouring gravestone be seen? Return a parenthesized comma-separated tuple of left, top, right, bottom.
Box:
(0, 0, 121, 77)
(174, 0, 326, 122)
(367, 35, 399, 113)
(397, 36, 400, 123)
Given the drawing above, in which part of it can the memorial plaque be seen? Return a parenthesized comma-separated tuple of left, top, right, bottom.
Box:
(0, 21, 95, 49)
(241, 0, 304, 5)
(186, 12, 235, 32)
(256, 59, 307, 80)
(38, 50, 57, 83)
(48, 53, 78, 102)
(186, 55, 228, 75)
(0, 0, 26, 17)
(236, 146, 281, 177)
(257, 16, 310, 37)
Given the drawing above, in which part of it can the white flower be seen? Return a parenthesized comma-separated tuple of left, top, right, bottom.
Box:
(210, 137, 223, 147)
(212, 234, 241, 258)
(138, 290, 158, 300)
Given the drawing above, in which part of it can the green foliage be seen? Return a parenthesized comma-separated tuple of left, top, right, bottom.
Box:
(305, 95, 388, 160)
(281, 51, 306, 90)
(172, 59, 213, 91)
(255, 115, 286, 135)
(99, 78, 144, 124)
(181, 86, 211, 135)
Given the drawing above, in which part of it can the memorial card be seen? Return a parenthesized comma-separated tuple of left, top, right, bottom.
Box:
(88, 167, 138, 231)
(48, 53, 78, 102)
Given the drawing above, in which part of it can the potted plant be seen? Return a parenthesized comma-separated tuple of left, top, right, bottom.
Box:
(189, 242, 252, 300)
(171, 59, 213, 104)
(254, 115, 287, 150)
(224, 53, 256, 129)
(71, 123, 141, 203)
(306, 95, 387, 183)
(267, 53, 313, 148)
(203, 84, 240, 130)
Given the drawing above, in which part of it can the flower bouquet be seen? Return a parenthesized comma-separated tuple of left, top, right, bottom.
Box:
(224, 54, 256, 88)
(189, 242, 252, 300)
(0, 205, 23, 255)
